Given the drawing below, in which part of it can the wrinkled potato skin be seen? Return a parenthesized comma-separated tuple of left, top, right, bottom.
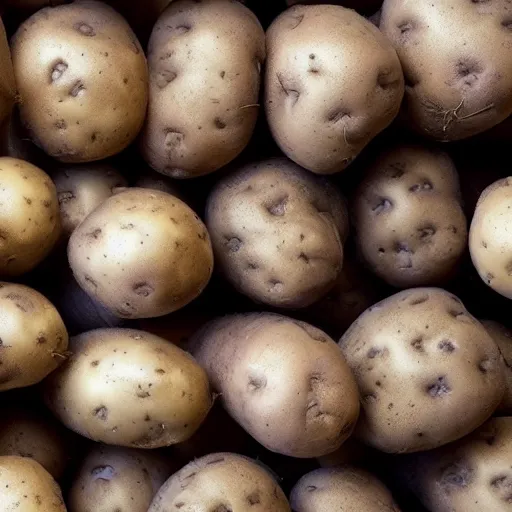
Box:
(44, 328, 213, 448)
(380, 0, 512, 140)
(265, 5, 403, 175)
(0, 18, 15, 131)
(0, 456, 67, 512)
(68, 188, 213, 319)
(0, 157, 61, 277)
(290, 467, 401, 512)
(206, 158, 348, 308)
(340, 288, 506, 454)
(148, 452, 291, 512)
(352, 146, 467, 288)
(141, 0, 265, 178)
(190, 313, 360, 458)
(0, 282, 68, 391)
(11, 0, 149, 163)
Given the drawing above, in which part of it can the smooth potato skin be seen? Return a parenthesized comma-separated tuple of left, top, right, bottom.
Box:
(141, 0, 265, 178)
(44, 328, 213, 448)
(11, 0, 149, 163)
(0, 18, 15, 131)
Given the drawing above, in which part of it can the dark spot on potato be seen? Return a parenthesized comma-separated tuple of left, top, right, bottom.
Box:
(247, 262, 258, 270)
(276, 73, 300, 106)
(91, 132, 98, 142)
(36, 335, 46, 345)
(91, 465, 115, 480)
(212, 506, 232, 512)
(84, 275, 98, 289)
(388, 402, 394, 409)
(54, 119, 66, 130)
(455, 59, 482, 87)
(156, 69, 177, 88)
(409, 180, 433, 192)
(248, 375, 267, 391)
(133, 282, 154, 297)
(378, 247, 386, 253)
(86, 228, 102, 239)
(267, 196, 288, 216)
(411, 336, 424, 352)
(486, 272, 495, 284)
(51, 61, 68, 82)
(137, 390, 150, 398)
(299, 252, 309, 263)
(23, 197, 32, 205)
(58, 191, 75, 204)
(502, 19, 512, 30)
(155, 368, 165, 374)
(410, 294, 429, 305)
(398, 21, 414, 37)
(93, 406, 108, 421)
(427, 376, 451, 397)
(438, 340, 456, 353)
(440, 462, 473, 489)
(306, 485, 318, 492)
(70, 80, 86, 97)
(175, 502, 185, 509)
(419, 226, 436, 240)
(363, 393, 378, 403)
(214, 117, 226, 129)
(5, 293, 34, 313)
(220, 70, 226, 78)
(91, 360, 100, 367)
(478, 358, 493, 373)
(176, 24, 191, 34)
(372, 197, 393, 215)
(288, 14, 304, 29)
(74, 22, 95, 36)
(367, 347, 388, 358)
(206, 456, 225, 465)
(268, 279, 284, 293)
(225, 237, 242, 252)
(247, 491, 260, 505)
(482, 240, 488, 248)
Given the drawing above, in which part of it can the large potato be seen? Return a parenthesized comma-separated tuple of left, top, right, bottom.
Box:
(148, 452, 291, 512)
(265, 4, 403, 175)
(190, 313, 360, 458)
(141, 0, 265, 178)
(0, 282, 68, 391)
(340, 288, 506, 453)
(44, 328, 213, 448)
(0, 17, 15, 131)
(206, 158, 348, 308)
(68, 188, 213, 319)
(380, 0, 512, 140)
(352, 145, 467, 288)
(11, 0, 148, 163)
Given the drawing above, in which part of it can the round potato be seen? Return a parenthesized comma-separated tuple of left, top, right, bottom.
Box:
(68, 188, 213, 319)
(0, 282, 68, 391)
(340, 288, 506, 453)
(206, 158, 348, 308)
(141, 0, 265, 178)
(0, 157, 61, 277)
(148, 452, 291, 512)
(11, 0, 148, 163)
(190, 313, 360, 458)
(0, 17, 15, 131)
(380, 0, 512, 140)
(0, 456, 67, 511)
(290, 467, 401, 512)
(44, 328, 213, 448)
(352, 145, 467, 288)
(265, 4, 403, 175)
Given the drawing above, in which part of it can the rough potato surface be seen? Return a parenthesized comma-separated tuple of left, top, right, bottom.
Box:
(0, 18, 15, 130)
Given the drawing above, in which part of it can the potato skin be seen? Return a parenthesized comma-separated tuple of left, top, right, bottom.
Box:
(148, 452, 291, 512)
(44, 328, 213, 448)
(380, 0, 512, 140)
(68, 188, 213, 319)
(141, 0, 265, 178)
(11, 0, 149, 163)
(190, 313, 360, 458)
(0, 17, 15, 131)
(352, 145, 467, 288)
(340, 288, 506, 453)
(265, 5, 403, 175)
(285, 0, 382, 15)
(206, 158, 348, 308)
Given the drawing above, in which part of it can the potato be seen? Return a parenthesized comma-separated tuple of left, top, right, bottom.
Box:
(352, 145, 467, 288)
(290, 467, 401, 512)
(0, 157, 61, 277)
(190, 313, 360, 458)
(206, 158, 348, 308)
(141, 0, 265, 179)
(68, 444, 174, 512)
(0, 282, 68, 391)
(68, 188, 213, 319)
(148, 452, 291, 512)
(380, 0, 512, 140)
(11, 0, 148, 163)
(52, 163, 127, 237)
(265, 4, 403, 175)
(0, 456, 67, 511)
(44, 328, 213, 448)
(340, 288, 506, 453)
(0, 17, 15, 131)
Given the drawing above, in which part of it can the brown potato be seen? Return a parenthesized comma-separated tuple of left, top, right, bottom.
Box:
(206, 157, 348, 308)
(68, 188, 213, 319)
(265, 4, 403, 175)
(340, 288, 506, 453)
(190, 313, 360, 458)
(141, 0, 265, 178)
(0, 17, 15, 132)
(11, 0, 149, 163)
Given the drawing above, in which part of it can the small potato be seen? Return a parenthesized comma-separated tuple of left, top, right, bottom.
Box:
(11, 0, 149, 163)
(265, 4, 403, 175)
(0, 17, 15, 130)
(290, 467, 401, 512)
(148, 452, 291, 512)
(0, 282, 68, 391)
(0, 456, 67, 511)
(190, 313, 360, 458)
(68, 188, 213, 319)
(340, 288, 506, 453)
(44, 328, 213, 448)
(352, 145, 467, 288)
(0, 157, 61, 277)
(141, 0, 265, 178)
(206, 158, 348, 308)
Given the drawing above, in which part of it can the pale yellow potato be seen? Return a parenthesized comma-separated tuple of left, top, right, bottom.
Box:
(0, 17, 15, 131)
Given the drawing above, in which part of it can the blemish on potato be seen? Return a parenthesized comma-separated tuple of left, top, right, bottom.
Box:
(287, 14, 304, 30)
(438, 340, 456, 353)
(225, 237, 242, 252)
(156, 69, 177, 89)
(86, 228, 102, 239)
(246, 491, 260, 505)
(439, 461, 474, 490)
(70, 80, 86, 97)
(409, 180, 433, 192)
(206, 456, 225, 465)
(51, 61, 68, 82)
(214, 118, 227, 129)
(478, 358, 493, 373)
(427, 376, 451, 397)
(372, 197, 393, 215)
(276, 73, 300, 106)
(93, 406, 108, 421)
(248, 375, 267, 391)
(411, 337, 424, 352)
(91, 465, 115, 480)
(54, 119, 67, 130)
(419, 226, 436, 240)
(74, 22, 95, 37)
(268, 279, 284, 293)
(267, 195, 288, 216)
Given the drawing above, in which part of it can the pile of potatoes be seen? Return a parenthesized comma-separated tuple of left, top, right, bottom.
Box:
(2, 0, 512, 511)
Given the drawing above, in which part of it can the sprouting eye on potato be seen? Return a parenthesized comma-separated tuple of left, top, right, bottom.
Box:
(340, 288, 506, 454)
(352, 145, 468, 288)
(141, 0, 265, 179)
(11, 0, 149, 163)
(206, 157, 348, 309)
(0, 17, 15, 132)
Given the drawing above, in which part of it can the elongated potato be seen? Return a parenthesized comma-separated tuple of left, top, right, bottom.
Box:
(0, 17, 15, 132)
